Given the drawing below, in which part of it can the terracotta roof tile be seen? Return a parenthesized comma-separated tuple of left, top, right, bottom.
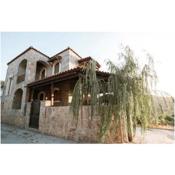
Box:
(78, 57, 101, 68)
(27, 67, 110, 87)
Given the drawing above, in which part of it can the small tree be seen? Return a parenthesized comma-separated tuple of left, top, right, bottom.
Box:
(70, 46, 157, 143)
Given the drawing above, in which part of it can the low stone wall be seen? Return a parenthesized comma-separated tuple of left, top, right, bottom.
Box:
(39, 102, 100, 142)
(1, 100, 127, 143)
(1, 109, 26, 128)
(1, 101, 31, 128)
(25, 102, 31, 128)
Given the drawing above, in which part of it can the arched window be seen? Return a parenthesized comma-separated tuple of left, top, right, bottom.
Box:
(35, 61, 48, 80)
(17, 60, 27, 83)
(39, 68, 46, 80)
(12, 89, 23, 109)
(38, 91, 45, 101)
(54, 62, 60, 74)
(39, 93, 44, 100)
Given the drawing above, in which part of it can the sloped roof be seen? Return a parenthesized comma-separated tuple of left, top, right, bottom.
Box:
(51, 47, 82, 59)
(48, 55, 62, 62)
(7, 46, 101, 68)
(7, 46, 50, 65)
(78, 56, 101, 68)
(27, 67, 110, 87)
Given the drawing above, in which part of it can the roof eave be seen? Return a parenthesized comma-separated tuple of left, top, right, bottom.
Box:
(51, 47, 82, 59)
(7, 46, 50, 65)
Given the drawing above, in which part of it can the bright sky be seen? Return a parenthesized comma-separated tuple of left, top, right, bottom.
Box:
(1, 32, 175, 97)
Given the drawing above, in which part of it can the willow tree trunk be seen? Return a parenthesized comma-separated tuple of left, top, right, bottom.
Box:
(126, 106, 134, 142)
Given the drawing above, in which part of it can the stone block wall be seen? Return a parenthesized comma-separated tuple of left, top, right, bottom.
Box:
(1, 101, 31, 128)
(39, 102, 101, 143)
(38, 102, 128, 143)
(2, 100, 127, 143)
(1, 108, 26, 127)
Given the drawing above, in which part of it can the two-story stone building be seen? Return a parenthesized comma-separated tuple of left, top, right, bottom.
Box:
(1, 46, 110, 142)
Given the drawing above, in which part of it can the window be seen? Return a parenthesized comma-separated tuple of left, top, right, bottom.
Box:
(17, 60, 27, 83)
(40, 68, 46, 80)
(39, 93, 44, 100)
(38, 91, 45, 101)
(35, 61, 47, 80)
(12, 89, 23, 109)
(54, 63, 60, 74)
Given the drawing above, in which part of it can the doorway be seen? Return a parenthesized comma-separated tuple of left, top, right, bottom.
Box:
(29, 100, 40, 129)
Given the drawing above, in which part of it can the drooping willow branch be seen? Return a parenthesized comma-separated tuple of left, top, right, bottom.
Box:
(70, 46, 157, 142)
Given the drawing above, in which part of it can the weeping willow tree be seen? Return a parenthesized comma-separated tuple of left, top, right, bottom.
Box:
(70, 46, 157, 143)
(70, 59, 102, 121)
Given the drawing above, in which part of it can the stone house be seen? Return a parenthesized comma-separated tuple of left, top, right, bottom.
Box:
(1, 46, 110, 142)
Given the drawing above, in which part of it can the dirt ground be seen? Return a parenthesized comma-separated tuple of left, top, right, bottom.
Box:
(1, 123, 75, 144)
(1, 123, 174, 144)
(133, 127, 174, 144)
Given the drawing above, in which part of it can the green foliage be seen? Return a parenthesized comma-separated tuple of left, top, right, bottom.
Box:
(70, 46, 157, 142)
(70, 60, 101, 120)
(156, 115, 174, 126)
(150, 95, 174, 126)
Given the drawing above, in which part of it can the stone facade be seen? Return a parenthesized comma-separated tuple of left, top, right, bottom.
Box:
(68, 49, 81, 69)
(1, 47, 82, 128)
(2, 49, 49, 126)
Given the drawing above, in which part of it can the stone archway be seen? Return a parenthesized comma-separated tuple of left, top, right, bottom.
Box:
(35, 60, 49, 80)
(17, 59, 27, 83)
(38, 91, 46, 101)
